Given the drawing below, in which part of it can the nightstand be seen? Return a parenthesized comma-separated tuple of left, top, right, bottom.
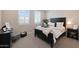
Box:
(67, 28, 78, 40)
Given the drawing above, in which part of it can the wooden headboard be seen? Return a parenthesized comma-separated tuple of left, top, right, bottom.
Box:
(50, 17, 66, 27)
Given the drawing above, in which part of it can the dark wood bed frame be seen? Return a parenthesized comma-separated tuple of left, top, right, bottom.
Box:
(35, 17, 66, 48)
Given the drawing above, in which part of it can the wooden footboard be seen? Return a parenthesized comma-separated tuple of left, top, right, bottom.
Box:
(48, 33, 54, 48)
(35, 29, 54, 48)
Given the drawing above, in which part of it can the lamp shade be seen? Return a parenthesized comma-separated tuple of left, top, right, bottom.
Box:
(67, 21, 71, 24)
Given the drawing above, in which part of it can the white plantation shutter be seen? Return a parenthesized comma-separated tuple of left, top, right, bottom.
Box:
(19, 10, 30, 25)
(34, 11, 41, 24)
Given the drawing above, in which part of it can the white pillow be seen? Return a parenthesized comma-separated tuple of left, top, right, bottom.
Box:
(57, 22, 64, 27)
(48, 22, 55, 27)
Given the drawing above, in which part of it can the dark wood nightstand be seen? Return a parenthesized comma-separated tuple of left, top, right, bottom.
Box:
(67, 28, 78, 40)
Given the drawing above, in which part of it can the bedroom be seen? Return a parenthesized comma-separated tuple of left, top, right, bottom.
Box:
(0, 10, 79, 48)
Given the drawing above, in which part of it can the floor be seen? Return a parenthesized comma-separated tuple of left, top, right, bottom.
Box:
(54, 37, 79, 48)
(12, 32, 50, 48)
(12, 33, 79, 48)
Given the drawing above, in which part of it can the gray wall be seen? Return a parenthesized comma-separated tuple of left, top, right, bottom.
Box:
(2, 10, 19, 31)
(1, 10, 46, 36)
(1, 10, 34, 36)
(0, 11, 2, 28)
(46, 10, 79, 27)
(1, 10, 79, 31)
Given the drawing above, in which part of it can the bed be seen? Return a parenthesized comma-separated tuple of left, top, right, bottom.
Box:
(35, 17, 66, 48)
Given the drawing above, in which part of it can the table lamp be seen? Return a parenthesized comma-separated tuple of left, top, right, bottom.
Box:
(67, 21, 72, 28)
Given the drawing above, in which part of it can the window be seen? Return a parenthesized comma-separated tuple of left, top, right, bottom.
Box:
(19, 10, 30, 25)
(34, 11, 41, 24)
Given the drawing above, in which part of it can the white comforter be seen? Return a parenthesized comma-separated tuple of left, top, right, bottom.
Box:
(36, 26, 65, 44)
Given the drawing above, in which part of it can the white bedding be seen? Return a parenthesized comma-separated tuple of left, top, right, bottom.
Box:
(36, 26, 65, 44)
(51, 26, 65, 38)
(36, 26, 52, 36)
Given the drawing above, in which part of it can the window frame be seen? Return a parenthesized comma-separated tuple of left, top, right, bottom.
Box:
(18, 10, 30, 25)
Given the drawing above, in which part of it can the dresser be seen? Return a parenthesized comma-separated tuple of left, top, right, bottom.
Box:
(0, 31, 11, 48)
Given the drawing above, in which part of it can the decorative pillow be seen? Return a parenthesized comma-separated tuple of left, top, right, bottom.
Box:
(56, 22, 64, 27)
(48, 22, 55, 27)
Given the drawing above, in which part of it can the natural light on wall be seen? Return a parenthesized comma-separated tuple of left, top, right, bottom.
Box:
(19, 10, 30, 25)
(34, 11, 41, 24)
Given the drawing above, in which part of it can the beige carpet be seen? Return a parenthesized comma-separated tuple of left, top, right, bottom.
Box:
(12, 32, 50, 48)
(12, 33, 79, 48)
(54, 37, 79, 48)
